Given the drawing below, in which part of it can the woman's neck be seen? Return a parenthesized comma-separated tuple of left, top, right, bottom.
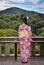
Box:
(22, 23, 26, 25)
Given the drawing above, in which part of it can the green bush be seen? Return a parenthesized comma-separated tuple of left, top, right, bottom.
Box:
(1, 44, 5, 54)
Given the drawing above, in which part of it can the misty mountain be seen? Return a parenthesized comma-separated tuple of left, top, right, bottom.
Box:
(0, 7, 37, 14)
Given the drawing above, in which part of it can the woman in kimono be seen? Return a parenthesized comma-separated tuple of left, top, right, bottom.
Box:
(18, 16, 32, 63)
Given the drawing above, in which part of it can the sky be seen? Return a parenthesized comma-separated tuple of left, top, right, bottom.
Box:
(0, 0, 44, 13)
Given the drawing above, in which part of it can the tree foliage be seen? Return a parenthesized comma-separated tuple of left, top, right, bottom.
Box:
(0, 13, 44, 36)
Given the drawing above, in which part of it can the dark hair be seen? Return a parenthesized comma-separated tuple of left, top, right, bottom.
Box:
(22, 16, 28, 25)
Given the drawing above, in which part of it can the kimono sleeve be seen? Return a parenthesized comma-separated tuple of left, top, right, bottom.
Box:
(28, 26, 32, 42)
(18, 25, 22, 41)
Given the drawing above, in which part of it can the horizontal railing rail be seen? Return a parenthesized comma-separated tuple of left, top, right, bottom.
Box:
(0, 36, 44, 43)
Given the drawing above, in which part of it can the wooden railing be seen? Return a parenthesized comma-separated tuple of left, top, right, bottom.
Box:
(0, 36, 44, 60)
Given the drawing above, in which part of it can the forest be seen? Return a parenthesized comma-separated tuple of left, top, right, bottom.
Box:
(0, 13, 44, 36)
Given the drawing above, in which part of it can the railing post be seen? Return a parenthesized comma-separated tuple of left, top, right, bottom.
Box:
(31, 42, 35, 56)
(42, 44, 44, 56)
(40, 43, 44, 56)
(14, 43, 17, 60)
(0, 44, 1, 56)
(5, 43, 10, 56)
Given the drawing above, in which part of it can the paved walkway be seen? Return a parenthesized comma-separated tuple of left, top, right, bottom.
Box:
(0, 57, 44, 65)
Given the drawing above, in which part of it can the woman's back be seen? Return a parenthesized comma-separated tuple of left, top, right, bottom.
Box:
(18, 23, 32, 42)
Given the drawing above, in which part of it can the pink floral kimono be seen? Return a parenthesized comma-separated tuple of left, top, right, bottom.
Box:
(18, 24, 32, 62)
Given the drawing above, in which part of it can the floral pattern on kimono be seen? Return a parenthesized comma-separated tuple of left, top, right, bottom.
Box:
(18, 24, 32, 62)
